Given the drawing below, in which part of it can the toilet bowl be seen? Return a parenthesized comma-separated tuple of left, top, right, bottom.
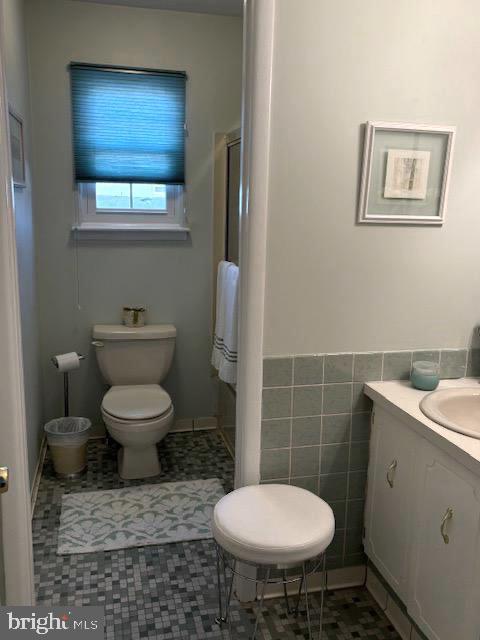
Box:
(101, 384, 174, 479)
(92, 323, 176, 480)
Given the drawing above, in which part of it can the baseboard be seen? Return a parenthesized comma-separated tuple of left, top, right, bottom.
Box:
(327, 564, 367, 589)
(365, 565, 388, 609)
(263, 564, 366, 600)
(218, 428, 235, 459)
(171, 416, 218, 433)
(172, 418, 193, 432)
(31, 436, 47, 515)
(194, 416, 218, 430)
(89, 422, 106, 439)
(384, 596, 412, 640)
(366, 565, 426, 640)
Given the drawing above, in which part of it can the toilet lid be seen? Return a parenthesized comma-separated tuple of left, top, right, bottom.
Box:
(102, 385, 172, 420)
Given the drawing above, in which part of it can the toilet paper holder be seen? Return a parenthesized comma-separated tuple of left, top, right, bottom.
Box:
(51, 353, 86, 417)
(50, 353, 85, 368)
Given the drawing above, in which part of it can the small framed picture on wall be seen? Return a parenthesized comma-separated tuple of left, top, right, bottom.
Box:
(358, 121, 456, 225)
(8, 109, 26, 188)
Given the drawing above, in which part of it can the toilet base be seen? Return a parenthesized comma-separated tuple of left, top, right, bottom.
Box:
(117, 445, 161, 480)
(101, 399, 173, 480)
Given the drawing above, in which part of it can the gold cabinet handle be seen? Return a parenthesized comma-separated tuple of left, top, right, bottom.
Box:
(440, 507, 453, 544)
(386, 459, 397, 488)
(0, 467, 9, 494)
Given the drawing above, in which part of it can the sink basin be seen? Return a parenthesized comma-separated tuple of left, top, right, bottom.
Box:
(420, 387, 480, 439)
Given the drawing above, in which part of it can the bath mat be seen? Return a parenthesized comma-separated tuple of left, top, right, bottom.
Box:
(57, 478, 225, 555)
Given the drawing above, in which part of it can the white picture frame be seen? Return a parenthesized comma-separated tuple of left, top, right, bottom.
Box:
(358, 121, 456, 225)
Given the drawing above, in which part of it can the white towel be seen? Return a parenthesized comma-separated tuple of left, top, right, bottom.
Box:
(212, 261, 239, 383)
(212, 261, 230, 370)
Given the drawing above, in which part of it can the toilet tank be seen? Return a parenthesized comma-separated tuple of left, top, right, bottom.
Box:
(92, 324, 176, 386)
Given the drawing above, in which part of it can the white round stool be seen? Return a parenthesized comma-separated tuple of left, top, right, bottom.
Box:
(212, 484, 335, 639)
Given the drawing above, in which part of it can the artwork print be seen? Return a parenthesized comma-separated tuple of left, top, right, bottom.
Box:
(384, 149, 431, 200)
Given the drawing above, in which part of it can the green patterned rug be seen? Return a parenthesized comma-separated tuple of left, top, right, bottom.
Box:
(57, 478, 225, 555)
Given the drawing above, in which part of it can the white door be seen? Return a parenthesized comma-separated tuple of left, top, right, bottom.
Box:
(408, 440, 480, 640)
(364, 406, 418, 601)
(0, 21, 35, 605)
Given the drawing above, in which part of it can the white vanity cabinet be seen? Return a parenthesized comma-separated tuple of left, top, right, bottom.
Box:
(408, 439, 480, 640)
(365, 402, 480, 640)
(364, 406, 417, 601)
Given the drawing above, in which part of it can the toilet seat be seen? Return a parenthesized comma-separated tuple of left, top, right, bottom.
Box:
(102, 384, 172, 421)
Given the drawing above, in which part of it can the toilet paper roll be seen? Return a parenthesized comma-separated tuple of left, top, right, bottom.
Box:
(53, 352, 81, 372)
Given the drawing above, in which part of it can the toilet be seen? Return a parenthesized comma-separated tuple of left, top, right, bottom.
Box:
(92, 324, 176, 479)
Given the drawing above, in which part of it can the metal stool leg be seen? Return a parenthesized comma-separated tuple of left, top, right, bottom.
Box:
(282, 569, 291, 614)
(215, 547, 236, 628)
(294, 572, 304, 617)
(252, 567, 270, 640)
(215, 545, 225, 625)
(302, 562, 312, 640)
(224, 559, 236, 624)
(318, 552, 327, 640)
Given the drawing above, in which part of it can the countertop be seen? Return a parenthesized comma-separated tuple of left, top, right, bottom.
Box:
(364, 378, 480, 475)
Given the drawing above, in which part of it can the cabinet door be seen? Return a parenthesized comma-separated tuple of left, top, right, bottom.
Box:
(365, 406, 418, 601)
(408, 440, 480, 640)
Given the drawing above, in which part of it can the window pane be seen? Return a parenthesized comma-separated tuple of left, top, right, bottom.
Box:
(96, 182, 131, 209)
(132, 184, 167, 210)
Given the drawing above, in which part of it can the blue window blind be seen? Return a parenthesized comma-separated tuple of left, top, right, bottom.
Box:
(70, 63, 186, 184)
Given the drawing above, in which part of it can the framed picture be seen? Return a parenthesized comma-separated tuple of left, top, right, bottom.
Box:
(358, 121, 455, 225)
(8, 109, 26, 188)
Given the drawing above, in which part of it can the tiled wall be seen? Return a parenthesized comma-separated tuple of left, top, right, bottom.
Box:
(261, 348, 477, 569)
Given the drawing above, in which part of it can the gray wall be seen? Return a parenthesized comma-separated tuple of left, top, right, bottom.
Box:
(264, 0, 480, 356)
(25, 0, 243, 425)
(1, 0, 44, 485)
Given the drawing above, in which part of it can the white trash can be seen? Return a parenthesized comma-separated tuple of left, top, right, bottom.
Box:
(44, 417, 91, 477)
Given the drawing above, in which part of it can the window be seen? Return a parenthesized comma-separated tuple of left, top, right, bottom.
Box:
(78, 182, 184, 229)
(70, 63, 187, 234)
(96, 183, 167, 211)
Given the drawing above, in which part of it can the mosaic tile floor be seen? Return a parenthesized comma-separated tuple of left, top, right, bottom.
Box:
(33, 431, 399, 639)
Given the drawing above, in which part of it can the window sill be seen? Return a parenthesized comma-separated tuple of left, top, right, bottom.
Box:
(72, 223, 190, 241)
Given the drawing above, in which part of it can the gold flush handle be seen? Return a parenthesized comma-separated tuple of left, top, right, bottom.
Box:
(0, 467, 9, 494)
(440, 507, 454, 544)
(386, 459, 398, 488)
